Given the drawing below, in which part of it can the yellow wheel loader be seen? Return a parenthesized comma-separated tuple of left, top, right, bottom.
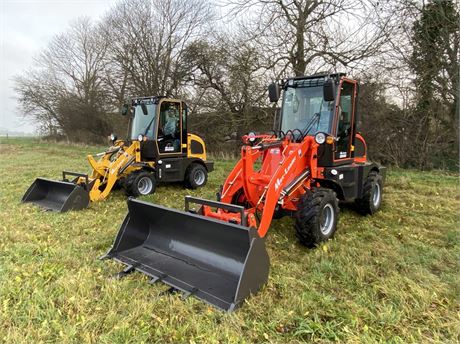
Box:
(22, 97, 213, 212)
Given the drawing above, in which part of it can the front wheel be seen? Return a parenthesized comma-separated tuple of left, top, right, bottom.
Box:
(124, 171, 156, 197)
(295, 188, 339, 247)
(184, 163, 208, 189)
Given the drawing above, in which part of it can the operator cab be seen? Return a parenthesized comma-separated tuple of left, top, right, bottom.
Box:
(130, 98, 157, 140)
(124, 96, 188, 159)
(280, 77, 335, 135)
(270, 73, 361, 166)
(117, 96, 212, 185)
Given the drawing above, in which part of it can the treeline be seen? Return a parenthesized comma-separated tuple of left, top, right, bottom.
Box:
(15, 0, 459, 170)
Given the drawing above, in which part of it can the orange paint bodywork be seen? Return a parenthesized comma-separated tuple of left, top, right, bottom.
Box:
(212, 134, 319, 237)
(354, 133, 368, 163)
(204, 76, 369, 239)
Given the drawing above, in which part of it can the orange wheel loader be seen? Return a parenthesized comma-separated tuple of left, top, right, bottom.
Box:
(103, 73, 386, 311)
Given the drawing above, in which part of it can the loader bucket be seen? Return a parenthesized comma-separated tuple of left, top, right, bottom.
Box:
(105, 198, 270, 311)
(22, 178, 90, 212)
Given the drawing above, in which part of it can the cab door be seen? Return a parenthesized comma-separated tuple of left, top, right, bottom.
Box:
(157, 99, 182, 155)
(333, 79, 357, 162)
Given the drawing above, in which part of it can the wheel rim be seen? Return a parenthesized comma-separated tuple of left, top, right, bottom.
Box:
(193, 169, 206, 186)
(137, 176, 153, 195)
(320, 203, 334, 235)
(372, 183, 381, 207)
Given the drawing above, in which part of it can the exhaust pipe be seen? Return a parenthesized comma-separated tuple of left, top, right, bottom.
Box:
(103, 198, 270, 311)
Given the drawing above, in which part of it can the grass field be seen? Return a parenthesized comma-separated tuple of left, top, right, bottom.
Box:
(0, 137, 458, 343)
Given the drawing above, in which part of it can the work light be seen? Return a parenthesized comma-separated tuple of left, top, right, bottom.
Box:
(315, 132, 326, 144)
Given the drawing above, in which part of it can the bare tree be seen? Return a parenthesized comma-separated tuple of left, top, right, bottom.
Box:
(227, 0, 393, 76)
(15, 17, 111, 142)
(101, 0, 213, 99)
(14, 69, 69, 135)
(40, 18, 109, 105)
(183, 35, 274, 151)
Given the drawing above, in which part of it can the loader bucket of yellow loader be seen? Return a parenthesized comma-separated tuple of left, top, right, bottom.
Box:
(22, 172, 90, 212)
(103, 197, 270, 311)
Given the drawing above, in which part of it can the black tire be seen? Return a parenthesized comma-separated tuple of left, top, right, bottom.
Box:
(231, 188, 247, 207)
(112, 180, 123, 190)
(355, 171, 383, 215)
(295, 188, 339, 247)
(273, 204, 285, 219)
(184, 163, 208, 189)
(124, 171, 156, 197)
(230, 188, 255, 209)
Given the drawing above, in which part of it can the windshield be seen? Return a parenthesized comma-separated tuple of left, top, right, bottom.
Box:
(130, 103, 157, 140)
(280, 85, 334, 134)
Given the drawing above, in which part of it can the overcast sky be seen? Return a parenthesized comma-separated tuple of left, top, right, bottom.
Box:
(0, 0, 118, 133)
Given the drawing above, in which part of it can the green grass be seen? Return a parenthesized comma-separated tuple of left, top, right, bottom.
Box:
(0, 137, 458, 343)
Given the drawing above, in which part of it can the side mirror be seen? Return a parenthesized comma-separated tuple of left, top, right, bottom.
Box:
(268, 83, 280, 103)
(140, 103, 148, 115)
(323, 79, 336, 102)
(120, 104, 129, 116)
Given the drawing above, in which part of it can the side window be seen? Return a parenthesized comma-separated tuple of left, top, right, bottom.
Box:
(335, 82, 354, 159)
(158, 101, 181, 153)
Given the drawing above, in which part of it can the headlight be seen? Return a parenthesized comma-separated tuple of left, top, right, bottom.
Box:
(138, 134, 144, 142)
(315, 132, 326, 144)
(110, 133, 117, 141)
(248, 132, 256, 142)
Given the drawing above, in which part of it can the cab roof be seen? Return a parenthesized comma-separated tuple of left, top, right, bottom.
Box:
(287, 72, 346, 81)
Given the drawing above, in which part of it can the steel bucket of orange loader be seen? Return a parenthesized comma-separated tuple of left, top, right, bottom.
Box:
(22, 172, 90, 212)
(103, 197, 269, 311)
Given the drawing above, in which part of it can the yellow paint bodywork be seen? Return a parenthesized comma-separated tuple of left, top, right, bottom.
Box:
(187, 133, 207, 161)
(75, 140, 152, 202)
(76, 132, 207, 203)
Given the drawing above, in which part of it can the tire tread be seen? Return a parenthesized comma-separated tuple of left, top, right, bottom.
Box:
(355, 171, 382, 215)
(295, 187, 339, 247)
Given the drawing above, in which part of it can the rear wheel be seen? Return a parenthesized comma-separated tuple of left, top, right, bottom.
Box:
(184, 163, 208, 189)
(295, 188, 339, 247)
(355, 171, 383, 215)
(125, 171, 156, 197)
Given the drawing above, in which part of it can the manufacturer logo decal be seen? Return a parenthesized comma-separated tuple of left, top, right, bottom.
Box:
(275, 156, 297, 191)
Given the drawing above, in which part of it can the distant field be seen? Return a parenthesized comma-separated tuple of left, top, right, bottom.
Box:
(0, 137, 458, 343)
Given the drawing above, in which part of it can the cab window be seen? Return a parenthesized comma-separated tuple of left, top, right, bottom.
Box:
(335, 82, 354, 159)
(158, 101, 181, 153)
(281, 85, 334, 135)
